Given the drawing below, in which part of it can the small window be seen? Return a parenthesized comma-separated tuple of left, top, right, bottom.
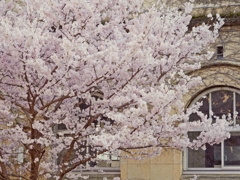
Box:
(217, 46, 223, 60)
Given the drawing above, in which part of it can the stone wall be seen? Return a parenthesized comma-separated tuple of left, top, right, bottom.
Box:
(121, 149, 182, 180)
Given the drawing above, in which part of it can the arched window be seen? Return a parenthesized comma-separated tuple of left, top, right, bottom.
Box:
(185, 87, 240, 170)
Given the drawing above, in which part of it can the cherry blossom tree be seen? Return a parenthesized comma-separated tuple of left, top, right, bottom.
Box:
(0, 0, 228, 179)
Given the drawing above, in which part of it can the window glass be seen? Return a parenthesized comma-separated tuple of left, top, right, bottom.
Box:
(212, 90, 233, 122)
(188, 132, 221, 168)
(236, 93, 240, 124)
(189, 95, 209, 122)
(217, 46, 223, 60)
(224, 132, 240, 166)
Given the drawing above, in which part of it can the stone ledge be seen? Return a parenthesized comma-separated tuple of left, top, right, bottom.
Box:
(181, 174, 240, 180)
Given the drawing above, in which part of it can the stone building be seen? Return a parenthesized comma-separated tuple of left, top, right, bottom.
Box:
(119, 1, 240, 180)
